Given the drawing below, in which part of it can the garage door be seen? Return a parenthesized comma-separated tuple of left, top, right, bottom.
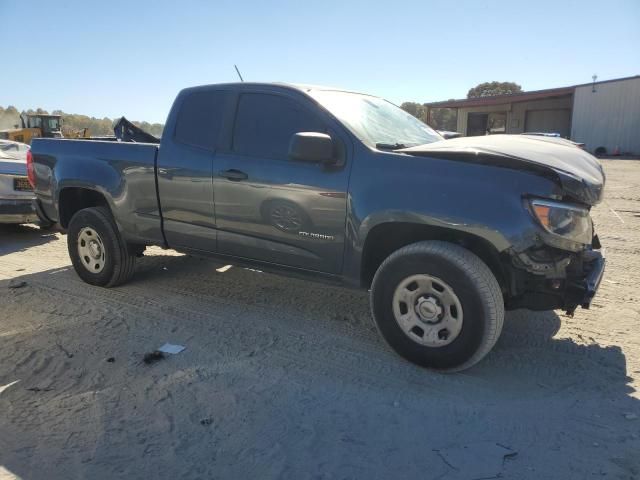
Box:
(524, 109, 571, 138)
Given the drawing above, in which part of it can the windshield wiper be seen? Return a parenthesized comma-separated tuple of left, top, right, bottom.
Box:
(375, 142, 407, 150)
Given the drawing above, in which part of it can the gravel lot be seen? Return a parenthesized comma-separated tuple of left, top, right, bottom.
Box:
(0, 159, 639, 479)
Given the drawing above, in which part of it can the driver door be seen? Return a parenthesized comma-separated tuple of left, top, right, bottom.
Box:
(213, 91, 350, 274)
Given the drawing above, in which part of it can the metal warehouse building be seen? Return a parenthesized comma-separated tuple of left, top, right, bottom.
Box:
(424, 75, 640, 155)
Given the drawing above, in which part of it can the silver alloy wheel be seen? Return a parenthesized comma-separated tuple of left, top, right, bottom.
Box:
(77, 227, 106, 273)
(392, 274, 464, 347)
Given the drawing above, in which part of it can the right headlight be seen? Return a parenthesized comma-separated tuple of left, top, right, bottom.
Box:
(529, 199, 593, 246)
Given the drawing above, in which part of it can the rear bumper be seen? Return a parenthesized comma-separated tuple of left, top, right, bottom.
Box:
(0, 198, 39, 224)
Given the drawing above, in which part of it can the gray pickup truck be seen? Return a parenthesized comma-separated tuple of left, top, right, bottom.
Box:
(30, 82, 605, 371)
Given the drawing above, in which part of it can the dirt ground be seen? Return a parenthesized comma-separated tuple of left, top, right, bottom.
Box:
(0, 159, 639, 480)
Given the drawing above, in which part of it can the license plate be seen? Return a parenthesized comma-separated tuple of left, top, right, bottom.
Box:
(13, 177, 32, 191)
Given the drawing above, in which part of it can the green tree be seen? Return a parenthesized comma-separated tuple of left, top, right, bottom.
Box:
(428, 108, 458, 132)
(1, 105, 164, 138)
(467, 81, 523, 98)
(400, 102, 427, 122)
(0, 106, 21, 130)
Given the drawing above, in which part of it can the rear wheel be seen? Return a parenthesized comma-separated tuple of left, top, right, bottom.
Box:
(67, 206, 136, 287)
(370, 241, 504, 371)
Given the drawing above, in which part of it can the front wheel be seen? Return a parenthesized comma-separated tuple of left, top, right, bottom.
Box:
(67, 206, 136, 287)
(370, 241, 504, 372)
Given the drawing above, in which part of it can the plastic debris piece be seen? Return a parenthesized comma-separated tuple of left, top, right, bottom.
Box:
(158, 343, 186, 355)
(0, 380, 20, 395)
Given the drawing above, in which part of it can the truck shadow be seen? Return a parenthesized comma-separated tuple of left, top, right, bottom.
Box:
(0, 224, 60, 256)
(131, 253, 636, 397)
(3, 251, 634, 400)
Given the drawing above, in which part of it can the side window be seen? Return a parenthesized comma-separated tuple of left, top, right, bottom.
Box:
(174, 90, 227, 150)
(232, 93, 325, 159)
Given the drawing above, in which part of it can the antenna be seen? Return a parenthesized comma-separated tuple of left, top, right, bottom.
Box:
(234, 65, 244, 82)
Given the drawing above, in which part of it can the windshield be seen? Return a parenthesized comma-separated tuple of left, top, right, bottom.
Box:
(27, 116, 42, 128)
(46, 117, 61, 130)
(308, 90, 442, 149)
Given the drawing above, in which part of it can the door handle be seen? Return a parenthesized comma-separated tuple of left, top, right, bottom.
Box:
(219, 169, 248, 181)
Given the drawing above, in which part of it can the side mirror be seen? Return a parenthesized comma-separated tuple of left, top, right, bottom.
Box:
(289, 132, 334, 164)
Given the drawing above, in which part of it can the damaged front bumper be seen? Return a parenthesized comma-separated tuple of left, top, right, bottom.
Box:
(505, 240, 606, 314)
(566, 249, 605, 313)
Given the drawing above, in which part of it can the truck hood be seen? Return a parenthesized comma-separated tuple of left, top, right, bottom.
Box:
(400, 135, 605, 205)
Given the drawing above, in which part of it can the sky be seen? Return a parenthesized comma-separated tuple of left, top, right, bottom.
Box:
(1, 0, 639, 124)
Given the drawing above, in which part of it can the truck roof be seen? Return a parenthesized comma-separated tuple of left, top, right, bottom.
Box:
(180, 82, 377, 98)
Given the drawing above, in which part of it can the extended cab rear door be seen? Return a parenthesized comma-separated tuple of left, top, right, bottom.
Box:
(212, 88, 351, 274)
(156, 88, 235, 252)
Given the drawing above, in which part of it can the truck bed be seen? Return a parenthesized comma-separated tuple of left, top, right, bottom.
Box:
(30, 138, 163, 245)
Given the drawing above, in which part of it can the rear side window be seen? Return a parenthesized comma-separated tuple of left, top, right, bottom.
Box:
(174, 90, 227, 150)
(232, 93, 324, 159)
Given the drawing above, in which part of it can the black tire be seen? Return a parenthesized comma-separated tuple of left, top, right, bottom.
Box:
(370, 241, 504, 372)
(67, 206, 136, 287)
(594, 146, 607, 157)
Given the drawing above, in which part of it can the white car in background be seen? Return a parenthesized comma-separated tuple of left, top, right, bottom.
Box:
(0, 139, 50, 226)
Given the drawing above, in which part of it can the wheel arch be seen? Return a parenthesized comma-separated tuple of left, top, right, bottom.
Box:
(57, 186, 112, 229)
(360, 221, 509, 292)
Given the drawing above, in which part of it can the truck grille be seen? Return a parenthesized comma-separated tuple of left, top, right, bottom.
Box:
(13, 177, 32, 191)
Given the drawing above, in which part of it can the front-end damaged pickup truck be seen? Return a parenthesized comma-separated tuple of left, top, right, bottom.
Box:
(29, 83, 605, 371)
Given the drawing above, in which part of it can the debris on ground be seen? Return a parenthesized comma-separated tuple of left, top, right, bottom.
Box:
(0, 380, 20, 395)
(158, 343, 186, 354)
(142, 351, 165, 364)
(142, 343, 185, 364)
(434, 442, 518, 479)
(8, 280, 27, 289)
